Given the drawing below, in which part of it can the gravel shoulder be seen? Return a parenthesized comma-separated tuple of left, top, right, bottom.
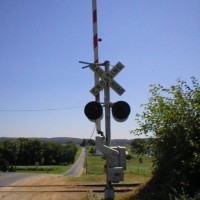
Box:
(0, 175, 92, 200)
(0, 172, 42, 186)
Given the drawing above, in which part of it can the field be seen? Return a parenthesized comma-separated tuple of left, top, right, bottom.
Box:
(15, 147, 153, 182)
(68, 147, 153, 200)
(126, 155, 153, 176)
(86, 147, 153, 173)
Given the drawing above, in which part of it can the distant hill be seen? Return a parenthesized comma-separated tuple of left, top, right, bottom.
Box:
(0, 137, 133, 146)
(0, 137, 83, 145)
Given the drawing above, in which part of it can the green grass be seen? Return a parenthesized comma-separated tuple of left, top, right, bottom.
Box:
(86, 155, 105, 174)
(16, 165, 67, 174)
(67, 149, 153, 200)
(85, 147, 153, 176)
(126, 155, 153, 176)
(16, 147, 82, 174)
(72, 147, 153, 185)
(15, 146, 153, 186)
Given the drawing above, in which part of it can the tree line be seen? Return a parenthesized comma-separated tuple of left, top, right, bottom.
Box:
(0, 138, 78, 171)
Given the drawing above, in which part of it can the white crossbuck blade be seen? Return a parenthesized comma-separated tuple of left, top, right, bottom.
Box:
(90, 62, 126, 96)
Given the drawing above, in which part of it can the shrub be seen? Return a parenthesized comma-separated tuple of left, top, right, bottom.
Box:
(0, 159, 9, 172)
(132, 77, 200, 199)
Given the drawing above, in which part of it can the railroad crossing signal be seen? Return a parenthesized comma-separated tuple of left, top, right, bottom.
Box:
(112, 101, 131, 122)
(90, 62, 126, 96)
(80, 60, 131, 123)
(81, 60, 131, 195)
(84, 101, 103, 122)
(84, 100, 130, 123)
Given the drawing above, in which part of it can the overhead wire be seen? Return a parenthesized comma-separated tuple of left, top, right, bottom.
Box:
(0, 106, 82, 112)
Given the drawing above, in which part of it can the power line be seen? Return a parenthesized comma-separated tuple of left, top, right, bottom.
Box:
(0, 106, 82, 112)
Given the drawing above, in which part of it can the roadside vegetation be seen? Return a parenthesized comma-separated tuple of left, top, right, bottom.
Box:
(0, 138, 78, 172)
(129, 77, 200, 200)
(14, 147, 82, 174)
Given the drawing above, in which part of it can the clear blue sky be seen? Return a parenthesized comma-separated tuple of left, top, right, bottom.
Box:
(0, 0, 199, 139)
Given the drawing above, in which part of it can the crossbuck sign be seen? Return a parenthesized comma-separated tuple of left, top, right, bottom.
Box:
(90, 62, 126, 96)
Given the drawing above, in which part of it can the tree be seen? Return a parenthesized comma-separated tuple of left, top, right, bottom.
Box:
(42, 141, 78, 165)
(27, 139, 43, 165)
(43, 142, 57, 165)
(17, 138, 31, 165)
(89, 147, 96, 155)
(0, 143, 8, 171)
(132, 77, 200, 199)
(65, 142, 78, 164)
(131, 138, 148, 154)
(88, 139, 95, 146)
(1, 140, 19, 167)
(81, 139, 86, 147)
(81, 139, 95, 147)
(0, 139, 78, 168)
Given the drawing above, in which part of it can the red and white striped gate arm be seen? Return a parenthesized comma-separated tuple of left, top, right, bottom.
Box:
(92, 0, 101, 131)
(92, 0, 99, 101)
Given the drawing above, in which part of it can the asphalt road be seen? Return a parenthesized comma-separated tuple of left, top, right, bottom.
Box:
(0, 147, 86, 186)
(63, 147, 86, 177)
(0, 172, 40, 186)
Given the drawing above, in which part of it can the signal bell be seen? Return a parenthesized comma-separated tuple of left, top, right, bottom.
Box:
(84, 101, 103, 122)
(112, 101, 131, 122)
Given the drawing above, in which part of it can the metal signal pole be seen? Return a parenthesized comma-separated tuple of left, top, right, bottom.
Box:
(104, 61, 111, 147)
(104, 61, 114, 200)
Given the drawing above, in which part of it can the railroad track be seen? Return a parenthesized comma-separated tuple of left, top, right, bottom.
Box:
(0, 183, 140, 193)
